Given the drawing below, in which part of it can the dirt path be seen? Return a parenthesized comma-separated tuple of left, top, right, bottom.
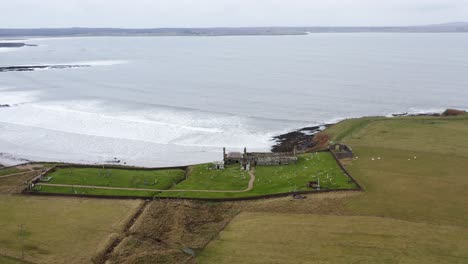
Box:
(246, 168, 255, 191)
(37, 169, 256, 193)
(0, 164, 44, 179)
(0, 169, 41, 179)
(17, 164, 44, 171)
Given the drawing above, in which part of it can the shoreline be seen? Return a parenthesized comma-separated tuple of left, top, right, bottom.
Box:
(270, 110, 457, 153)
(0, 109, 464, 168)
(0, 64, 90, 73)
(0, 42, 37, 48)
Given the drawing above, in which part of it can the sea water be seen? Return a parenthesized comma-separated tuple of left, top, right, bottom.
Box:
(1, 34, 467, 166)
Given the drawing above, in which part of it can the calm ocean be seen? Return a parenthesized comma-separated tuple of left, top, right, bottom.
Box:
(1, 34, 467, 166)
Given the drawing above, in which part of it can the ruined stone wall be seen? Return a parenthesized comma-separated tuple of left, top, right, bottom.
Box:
(246, 153, 298, 166)
(329, 144, 354, 160)
(334, 152, 354, 159)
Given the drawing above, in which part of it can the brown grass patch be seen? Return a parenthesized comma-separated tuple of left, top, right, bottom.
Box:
(199, 212, 468, 264)
(442, 109, 466, 116)
(107, 200, 238, 264)
(232, 191, 359, 215)
(308, 132, 330, 152)
(0, 195, 141, 264)
(0, 171, 39, 194)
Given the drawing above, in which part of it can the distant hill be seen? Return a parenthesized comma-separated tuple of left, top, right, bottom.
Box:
(1, 22, 467, 37)
(424, 22, 468, 27)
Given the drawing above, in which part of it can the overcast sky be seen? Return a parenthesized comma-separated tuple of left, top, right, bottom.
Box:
(1, 0, 467, 28)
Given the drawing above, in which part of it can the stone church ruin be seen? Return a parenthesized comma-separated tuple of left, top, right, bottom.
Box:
(223, 147, 298, 170)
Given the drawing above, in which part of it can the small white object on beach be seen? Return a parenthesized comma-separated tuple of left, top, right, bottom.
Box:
(377, 157, 381, 160)
(414, 156, 417, 159)
(371, 158, 375, 161)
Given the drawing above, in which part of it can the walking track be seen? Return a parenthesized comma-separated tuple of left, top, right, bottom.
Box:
(0, 169, 41, 179)
(36, 169, 256, 193)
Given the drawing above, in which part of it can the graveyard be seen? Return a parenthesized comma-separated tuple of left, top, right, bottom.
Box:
(27, 152, 357, 199)
(159, 152, 357, 199)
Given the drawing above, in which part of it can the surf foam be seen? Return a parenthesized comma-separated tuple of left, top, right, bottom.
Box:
(70, 60, 129, 66)
(0, 99, 273, 166)
(0, 88, 40, 105)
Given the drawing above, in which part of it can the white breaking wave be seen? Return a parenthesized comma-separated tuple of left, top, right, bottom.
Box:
(0, 99, 272, 166)
(0, 88, 40, 105)
(0, 122, 226, 167)
(70, 60, 129, 66)
(384, 107, 467, 117)
(406, 107, 447, 115)
(30, 101, 223, 133)
(11, 60, 128, 67)
(0, 48, 18, 53)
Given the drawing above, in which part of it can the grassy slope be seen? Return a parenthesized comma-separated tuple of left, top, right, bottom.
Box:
(0, 255, 32, 264)
(0, 195, 141, 264)
(200, 114, 468, 263)
(327, 114, 468, 227)
(159, 152, 355, 199)
(199, 212, 468, 264)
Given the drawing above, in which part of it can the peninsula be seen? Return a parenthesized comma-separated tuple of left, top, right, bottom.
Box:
(1, 22, 468, 37)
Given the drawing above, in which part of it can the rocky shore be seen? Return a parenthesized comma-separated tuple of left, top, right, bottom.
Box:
(271, 109, 466, 153)
(0, 64, 90, 73)
(0, 42, 37, 48)
(271, 125, 330, 153)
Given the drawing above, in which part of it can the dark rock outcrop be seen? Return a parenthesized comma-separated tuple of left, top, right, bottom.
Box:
(0, 42, 37, 48)
(0, 65, 90, 73)
(272, 125, 331, 153)
(0, 42, 26, 48)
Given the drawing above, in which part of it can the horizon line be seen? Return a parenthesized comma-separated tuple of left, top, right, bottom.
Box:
(1, 21, 468, 30)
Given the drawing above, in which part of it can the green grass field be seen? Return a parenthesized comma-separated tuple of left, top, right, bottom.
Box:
(159, 152, 356, 199)
(199, 212, 468, 264)
(200, 114, 468, 263)
(167, 163, 249, 191)
(253, 152, 356, 193)
(0, 195, 141, 264)
(157, 163, 252, 199)
(327, 114, 468, 227)
(32, 167, 186, 197)
(47, 167, 185, 189)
